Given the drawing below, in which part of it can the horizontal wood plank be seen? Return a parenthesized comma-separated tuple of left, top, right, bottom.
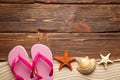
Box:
(0, 0, 34, 3)
(0, 0, 120, 4)
(0, 33, 40, 60)
(0, 33, 120, 60)
(0, 4, 120, 33)
(36, 0, 120, 4)
(0, 60, 120, 80)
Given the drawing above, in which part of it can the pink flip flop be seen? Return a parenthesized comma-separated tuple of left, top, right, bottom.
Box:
(8, 46, 35, 80)
(31, 44, 53, 80)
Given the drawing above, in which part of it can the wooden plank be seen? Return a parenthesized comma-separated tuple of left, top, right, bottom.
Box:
(0, 33, 120, 60)
(0, 0, 120, 4)
(0, 0, 34, 3)
(0, 33, 40, 60)
(36, 0, 120, 4)
(0, 4, 120, 33)
(0, 60, 120, 80)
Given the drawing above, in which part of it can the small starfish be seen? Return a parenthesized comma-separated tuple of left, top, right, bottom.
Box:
(54, 50, 76, 71)
(98, 53, 113, 69)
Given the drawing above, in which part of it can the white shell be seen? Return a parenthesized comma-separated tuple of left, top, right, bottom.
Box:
(77, 56, 96, 75)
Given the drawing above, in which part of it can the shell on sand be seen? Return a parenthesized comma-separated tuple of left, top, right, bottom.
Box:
(77, 56, 96, 75)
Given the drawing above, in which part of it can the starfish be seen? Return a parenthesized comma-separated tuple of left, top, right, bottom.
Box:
(54, 50, 76, 71)
(98, 53, 113, 69)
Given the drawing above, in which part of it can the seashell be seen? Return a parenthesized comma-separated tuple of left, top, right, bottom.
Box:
(77, 56, 96, 75)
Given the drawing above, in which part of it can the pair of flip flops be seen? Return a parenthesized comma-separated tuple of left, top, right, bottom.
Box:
(8, 44, 53, 80)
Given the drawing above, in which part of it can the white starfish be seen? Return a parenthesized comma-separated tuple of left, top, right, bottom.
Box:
(98, 53, 113, 69)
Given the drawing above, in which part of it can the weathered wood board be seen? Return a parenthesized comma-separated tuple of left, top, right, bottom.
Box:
(0, 0, 34, 3)
(0, 33, 120, 60)
(0, 4, 119, 33)
(0, 59, 120, 80)
(36, 0, 120, 4)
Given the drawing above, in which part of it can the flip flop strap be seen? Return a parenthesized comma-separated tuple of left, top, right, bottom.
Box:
(11, 54, 33, 80)
(32, 52, 53, 79)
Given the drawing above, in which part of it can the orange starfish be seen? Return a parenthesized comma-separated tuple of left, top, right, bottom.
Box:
(54, 50, 76, 71)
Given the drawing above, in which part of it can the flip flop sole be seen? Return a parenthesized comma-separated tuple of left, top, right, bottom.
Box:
(8, 45, 34, 80)
(31, 44, 53, 80)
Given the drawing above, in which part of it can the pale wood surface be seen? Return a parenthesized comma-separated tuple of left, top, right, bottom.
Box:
(0, 58, 120, 80)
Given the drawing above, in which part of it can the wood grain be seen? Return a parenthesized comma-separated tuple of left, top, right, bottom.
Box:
(0, 0, 34, 3)
(0, 4, 119, 33)
(36, 0, 120, 4)
(0, 0, 120, 4)
(0, 59, 120, 80)
(0, 33, 40, 60)
(0, 33, 120, 60)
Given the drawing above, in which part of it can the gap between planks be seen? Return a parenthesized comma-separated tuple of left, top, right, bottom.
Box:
(0, 0, 120, 4)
